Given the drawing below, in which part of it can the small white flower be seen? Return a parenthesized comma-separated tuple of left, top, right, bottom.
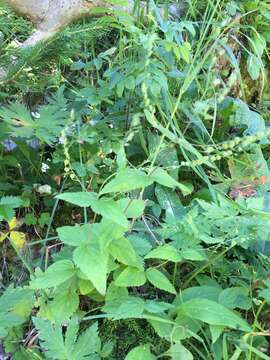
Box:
(31, 111, 41, 119)
(37, 185, 52, 195)
(213, 78, 221, 87)
(41, 163, 50, 173)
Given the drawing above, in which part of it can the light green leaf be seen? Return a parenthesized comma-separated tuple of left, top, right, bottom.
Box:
(55, 191, 97, 207)
(31, 260, 76, 289)
(0, 327, 7, 339)
(165, 343, 193, 360)
(109, 237, 142, 269)
(146, 268, 176, 295)
(145, 244, 182, 262)
(247, 54, 261, 80)
(73, 244, 108, 295)
(259, 288, 270, 301)
(219, 287, 251, 310)
(177, 299, 251, 332)
(50, 290, 79, 321)
(57, 225, 89, 246)
(210, 324, 224, 344)
(150, 167, 193, 195)
(125, 344, 156, 360)
(91, 198, 129, 227)
(100, 169, 153, 195)
(181, 248, 207, 261)
(115, 267, 146, 287)
(118, 198, 145, 218)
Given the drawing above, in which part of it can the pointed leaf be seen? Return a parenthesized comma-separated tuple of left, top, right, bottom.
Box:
(73, 244, 108, 295)
(146, 268, 176, 295)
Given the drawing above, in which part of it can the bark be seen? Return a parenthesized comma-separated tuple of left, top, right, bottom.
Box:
(0, 0, 185, 80)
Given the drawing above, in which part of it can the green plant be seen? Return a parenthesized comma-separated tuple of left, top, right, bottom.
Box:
(1, 0, 270, 358)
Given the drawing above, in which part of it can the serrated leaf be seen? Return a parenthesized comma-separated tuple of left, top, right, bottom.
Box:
(57, 225, 89, 246)
(219, 287, 251, 310)
(100, 169, 153, 195)
(115, 267, 146, 287)
(33, 317, 66, 359)
(50, 290, 79, 321)
(181, 248, 207, 261)
(73, 244, 108, 295)
(125, 344, 156, 360)
(177, 299, 251, 332)
(145, 244, 182, 262)
(146, 268, 176, 295)
(56, 191, 97, 207)
(31, 260, 76, 289)
(72, 322, 101, 358)
(165, 343, 193, 360)
(109, 237, 142, 269)
(91, 198, 129, 227)
(150, 167, 193, 195)
(118, 198, 145, 218)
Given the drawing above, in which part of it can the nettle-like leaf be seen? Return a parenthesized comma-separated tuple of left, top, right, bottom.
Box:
(0, 196, 23, 222)
(115, 267, 146, 287)
(73, 244, 108, 295)
(30, 260, 76, 289)
(146, 268, 176, 295)
(56, 192, 129, 227)
(33, 318, 102, 360)
(176, 299, 251, 332)
(125, 344, 156, 360)
(145, 244, 182, 263)
(0, 287, 34, 339)
(100, 168, 154, 194)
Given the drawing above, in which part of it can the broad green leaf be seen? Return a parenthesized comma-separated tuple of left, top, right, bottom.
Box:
(150, 167, 193, 195)
(100, 169, 153, 195)
(31, 260, 76, 289)
(73, 244, 108, 295)
(115, 267, 146, 287)
(259, 288, 270, 301)
(144, 300, 173, 313)
(125, 344, 156, 360)
(56, 191, 97, 207)
(145, 244, 182, 262)
(165, 343, 193, 360)
(57, 225, 89, 246)
(247, 54, 261, 80)
(78, 279, 95, 295)
(210, 324, 224, 344)
(118, 198, 145, 218)
(219, 287, 251, 310)
(103, 296, 145, 320)
(146, 268, 176, 295)
(177, 299, 251, 332)
(0, 327, 7, 339)
(109, 237, 142, 269)
(128, 235, 152, 256)
(91, 198, 129, 227)
(56, 192, 128, 227)
(50, 290, 79, 321)
(174, 286, 221, 306)
(180, 248, 207, 261)
(155, 185, 186, 221)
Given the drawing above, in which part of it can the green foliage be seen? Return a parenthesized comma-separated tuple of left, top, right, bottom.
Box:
(1, 0, 270, 358)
